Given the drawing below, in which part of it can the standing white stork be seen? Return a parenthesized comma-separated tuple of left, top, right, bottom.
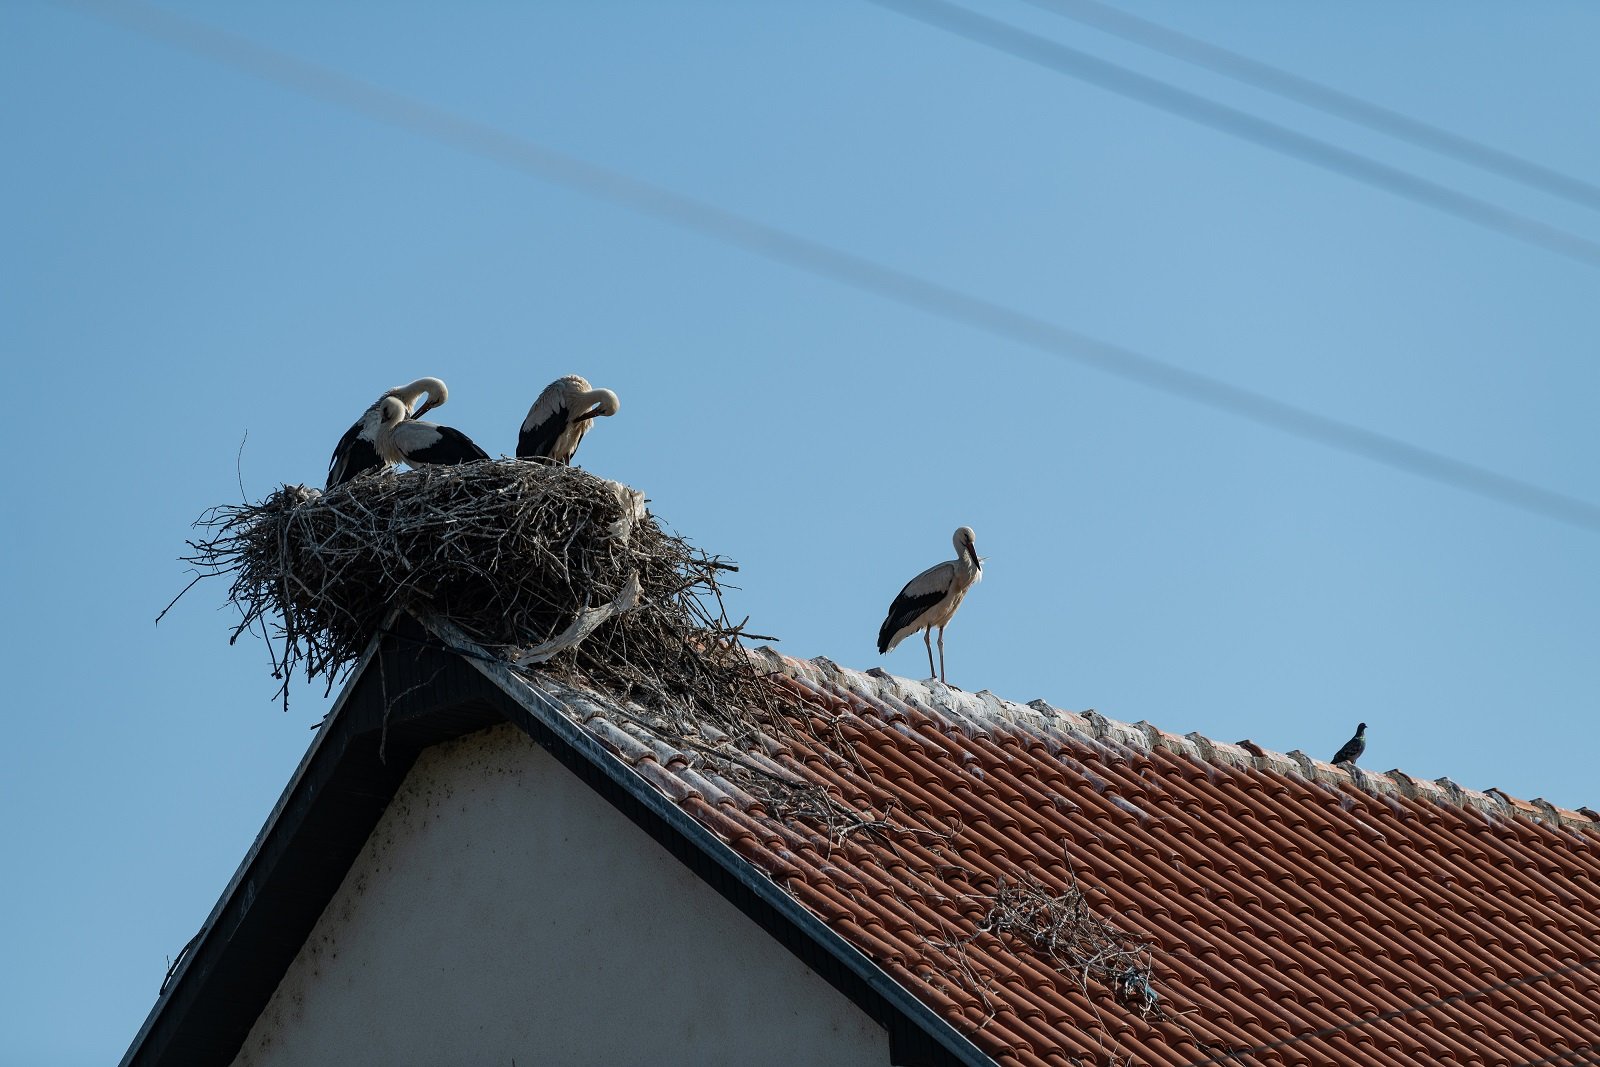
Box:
(374, 395, 491, 469)
(326, 377, 449, 488)
(517, 375, 621, 464)
(877, 526, 983, 684)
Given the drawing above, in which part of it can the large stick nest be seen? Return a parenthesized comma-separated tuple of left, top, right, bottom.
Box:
(177, 460, 769, 730)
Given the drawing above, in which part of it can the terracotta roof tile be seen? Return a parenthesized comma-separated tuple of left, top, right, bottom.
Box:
(535, 654, 1600, 1066)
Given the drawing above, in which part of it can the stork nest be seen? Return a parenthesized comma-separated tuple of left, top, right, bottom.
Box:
(173, 460, 772, 735)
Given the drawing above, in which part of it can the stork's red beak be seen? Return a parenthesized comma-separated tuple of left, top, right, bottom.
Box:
(411, 400, 438, 420)
(574, 407, 604, 423)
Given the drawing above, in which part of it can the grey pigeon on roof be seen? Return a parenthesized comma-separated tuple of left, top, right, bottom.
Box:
(1332, 722, 1367, 765)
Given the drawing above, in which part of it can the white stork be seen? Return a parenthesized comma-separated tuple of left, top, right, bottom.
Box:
(517, 375, 621, 464)
(326, 377, 449, 488)
(877, 526, 983, 684)
(374, 395, 491, 469)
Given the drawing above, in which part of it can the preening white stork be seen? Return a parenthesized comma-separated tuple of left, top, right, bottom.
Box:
(877, 527, 983, 684)
(374, 395, 491, 469)
(326, 377, 449, 488)
(517, 375, 621, 464)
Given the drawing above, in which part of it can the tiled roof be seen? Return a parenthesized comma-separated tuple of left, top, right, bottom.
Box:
(533, 648, 1600, 1067)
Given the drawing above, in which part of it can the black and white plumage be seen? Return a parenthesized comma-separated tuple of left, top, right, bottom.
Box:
(374, 395, 490, 469)
(326, 377, 449, 488)
(517, 375, 621, 465)
(877, 526, 983, 684)
(1332, 722, 1367, 765)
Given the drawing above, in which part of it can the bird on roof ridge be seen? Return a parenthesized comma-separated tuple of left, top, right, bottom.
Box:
(877, 526, 982, 685)
(1332, 722, 1367, 766)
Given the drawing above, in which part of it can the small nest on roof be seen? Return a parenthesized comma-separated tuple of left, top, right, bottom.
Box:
(978, 870, 1161, 1021)
(174, 460, 771, 730)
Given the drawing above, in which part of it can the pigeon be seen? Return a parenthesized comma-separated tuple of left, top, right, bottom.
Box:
(1332, 722, 1367, 765)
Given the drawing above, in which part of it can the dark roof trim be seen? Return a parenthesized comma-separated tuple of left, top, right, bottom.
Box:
(117, 625, 393, 1067)
(441, 617, 994, 1067)
(120, 615, 512, 1067)
(120, 613, 993, 1067)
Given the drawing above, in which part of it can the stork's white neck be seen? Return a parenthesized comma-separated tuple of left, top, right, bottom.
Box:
(576, 387, 620, 418)
(950, 527, 980, 575)
(387, 377, 448, 416)
(374, 397, 411, 464)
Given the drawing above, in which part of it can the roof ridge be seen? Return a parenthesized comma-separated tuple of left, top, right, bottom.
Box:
(761, 647, 1600, 834)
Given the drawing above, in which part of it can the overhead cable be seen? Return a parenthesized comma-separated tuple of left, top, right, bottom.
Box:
(1175, 957, 1600, 1066)
(868, 0, 1600, 271)
(1020, 0, 1600, 213)
(60, 0, 1600, 534)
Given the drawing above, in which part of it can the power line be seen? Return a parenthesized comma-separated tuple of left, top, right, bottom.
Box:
(1018, 0, 1600, 213)
(58, 0, 1600, 534)
(1176, 956, 1600, 1066)
(1509, 1044, 1600, 1067)
(867, 0, 1600, 271)
(55, 7, 1600, 1053)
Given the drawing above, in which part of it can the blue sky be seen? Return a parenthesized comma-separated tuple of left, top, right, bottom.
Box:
(4, 2, 1598, 1063)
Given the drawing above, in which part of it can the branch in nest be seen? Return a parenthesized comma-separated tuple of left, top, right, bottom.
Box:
(167, 460, 769, 718)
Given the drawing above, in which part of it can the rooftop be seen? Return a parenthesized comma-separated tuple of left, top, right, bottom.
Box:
(522, 633, 1600, 1066)
(126, 611, 1600, 1067)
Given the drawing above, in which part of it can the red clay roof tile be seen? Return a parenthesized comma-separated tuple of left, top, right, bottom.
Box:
(537, 652, 1600, 1066)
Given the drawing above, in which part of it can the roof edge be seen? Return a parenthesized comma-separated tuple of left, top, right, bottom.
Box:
(773, 649, 1598, 834)
(117, 615, 398, 1067)
(432, 615, 998, 1067)
(124, 615, 997, 1067)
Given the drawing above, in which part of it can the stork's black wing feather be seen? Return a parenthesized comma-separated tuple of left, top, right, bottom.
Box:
(877, 588, 947, 653)
(327, 420, 381, 488)
(517, 404, 570, 461)
(406, 425, 490, 466)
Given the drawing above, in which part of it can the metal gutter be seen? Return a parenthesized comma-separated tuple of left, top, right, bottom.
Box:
(436, 615, 996, 1067)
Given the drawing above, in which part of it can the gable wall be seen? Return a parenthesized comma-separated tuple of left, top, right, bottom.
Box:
(229, 724, 888, 1067)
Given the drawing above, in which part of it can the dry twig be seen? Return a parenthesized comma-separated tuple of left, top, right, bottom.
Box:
(172, 461, 750, 721)
(977, 868, 1162, 1021)
(169, 460, 885, 831)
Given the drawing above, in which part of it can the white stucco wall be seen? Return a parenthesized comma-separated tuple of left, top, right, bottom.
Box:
(229, 723, 889, 1067)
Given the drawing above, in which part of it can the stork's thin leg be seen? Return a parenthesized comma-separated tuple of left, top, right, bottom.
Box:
(937, 626, 947, 683)
(924, 629, 936, 680)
